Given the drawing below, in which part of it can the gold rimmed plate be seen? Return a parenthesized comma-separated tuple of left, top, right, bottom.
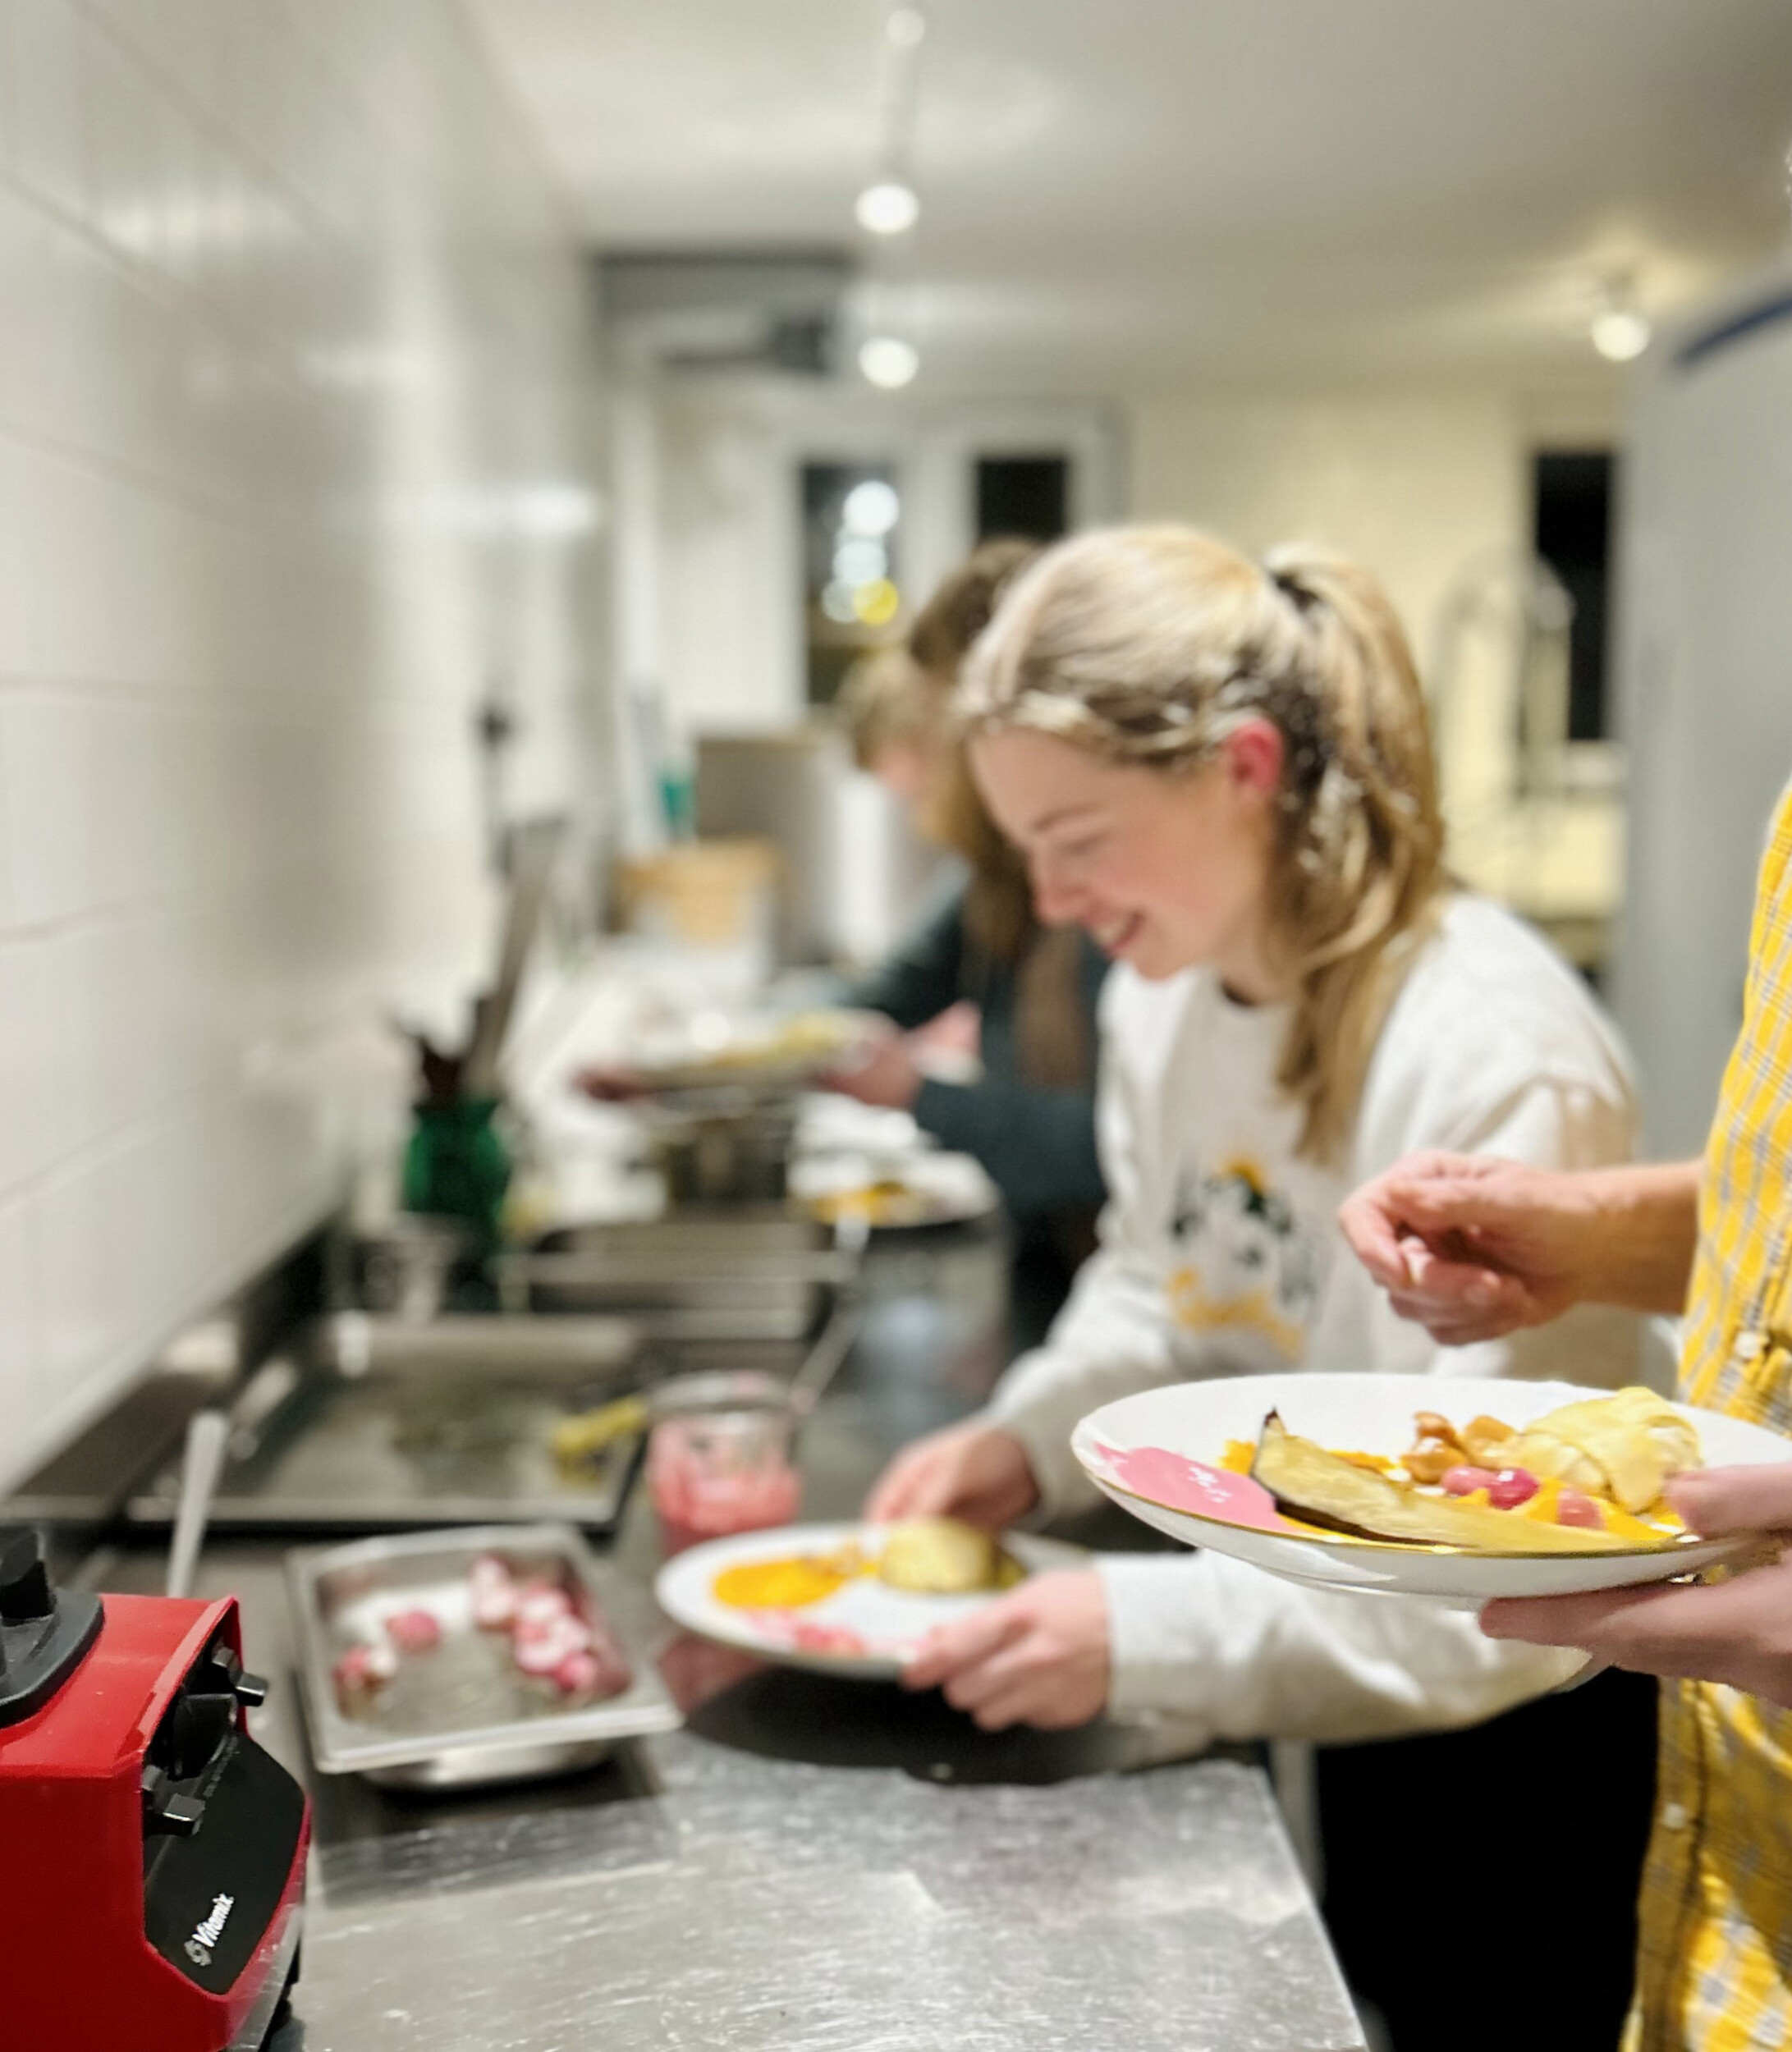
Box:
(1071, 1374, 1787, 1604)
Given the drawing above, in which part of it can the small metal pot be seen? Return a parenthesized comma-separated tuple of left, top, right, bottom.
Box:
(646, 1095, 797, 1206)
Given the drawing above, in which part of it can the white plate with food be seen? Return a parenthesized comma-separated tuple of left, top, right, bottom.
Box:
(622, 1009, 870, 1094)
(791, 1152, 1001, 1230)
(1070, 1376, 1790, 1603)
(654, 1518, 1083, 1679)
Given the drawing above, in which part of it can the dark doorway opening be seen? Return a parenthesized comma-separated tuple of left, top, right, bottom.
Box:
(1532, 451, 1616, 744)
(975, 456, 1070, 544)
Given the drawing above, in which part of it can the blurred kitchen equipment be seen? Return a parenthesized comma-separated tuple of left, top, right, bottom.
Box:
(463, 816, 567, 1097)
(165, 1408, 230, 1601)
(648, 1407, 801, 1555)
(0, 1527, 309, 2050)
(401, 1100, 511, 1251)
(510, 1211, 851, 1341)
(644, 1091, 799, 1205)
(125, 1315, 648, 1537)
(395, 816, 565, 1247)
(549, 1269, 859, 1473)
(695, 728, 942, 964)
(357, 1213, 474, 1319)
(286, 1524, 680, 1789)
(615, 837, 780, 952)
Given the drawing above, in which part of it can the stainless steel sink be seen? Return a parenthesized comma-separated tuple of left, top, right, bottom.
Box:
(121, 1313, 648, 1537)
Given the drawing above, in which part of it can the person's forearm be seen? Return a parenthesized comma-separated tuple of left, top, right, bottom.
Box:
(1098, 1552, 1585, 1734)
(1581, 1161, 1702, 1315)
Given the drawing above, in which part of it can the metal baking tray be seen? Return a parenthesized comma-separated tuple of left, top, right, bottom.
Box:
(126, 1313, 647, 1537)
(506, 1212, 851, 1341)
(287, 1523, 681, 1786)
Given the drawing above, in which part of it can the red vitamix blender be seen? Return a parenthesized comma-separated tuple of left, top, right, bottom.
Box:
(0, 1526, 309, 2051)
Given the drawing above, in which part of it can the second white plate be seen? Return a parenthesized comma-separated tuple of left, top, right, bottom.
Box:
(654, 1522, 1084, 1679)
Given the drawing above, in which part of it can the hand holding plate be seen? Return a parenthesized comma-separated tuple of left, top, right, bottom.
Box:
(901, 1569, 1111, 1730)
(817, 1027, 923, 1111)
(1482, 1468, 1792, 1706)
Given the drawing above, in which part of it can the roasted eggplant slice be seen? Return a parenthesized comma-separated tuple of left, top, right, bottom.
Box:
(1250, 1413, 1657, 1553)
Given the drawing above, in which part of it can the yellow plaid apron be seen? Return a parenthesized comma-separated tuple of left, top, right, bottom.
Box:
(1633, 782, 1792, 2051)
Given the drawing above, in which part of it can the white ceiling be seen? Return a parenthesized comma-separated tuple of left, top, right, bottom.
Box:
(465, 0, 1792, 387)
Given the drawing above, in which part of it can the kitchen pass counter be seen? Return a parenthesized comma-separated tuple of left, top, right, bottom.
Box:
(87, 1532, 1363, 2052)
(289, 1738, 1363, 2052)
(73, 1257, 1364, 2050)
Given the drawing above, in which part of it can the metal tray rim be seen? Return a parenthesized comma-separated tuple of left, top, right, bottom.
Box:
(286, 1522, 681, 1775)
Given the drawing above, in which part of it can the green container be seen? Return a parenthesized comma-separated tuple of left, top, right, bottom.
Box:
(401, 1098, 511, 1248)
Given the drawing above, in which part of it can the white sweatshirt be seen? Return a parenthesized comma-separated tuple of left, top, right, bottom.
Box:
(983, 894, 1643, 1744)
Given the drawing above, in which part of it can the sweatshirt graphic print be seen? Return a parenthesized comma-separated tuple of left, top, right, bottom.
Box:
(1166, 1156, 1322, 1358)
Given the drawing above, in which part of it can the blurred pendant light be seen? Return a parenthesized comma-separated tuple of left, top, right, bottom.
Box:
(887, 7, 927, 48)
(855, 179, 919, 236)
(1592, 274, 1651, 362)
(858, 335, 920, 388)
(855, 2, 925, 235)
(855, 6, 927, 387)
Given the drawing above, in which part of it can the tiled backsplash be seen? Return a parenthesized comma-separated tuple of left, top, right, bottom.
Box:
(0, 0, 607, 1483)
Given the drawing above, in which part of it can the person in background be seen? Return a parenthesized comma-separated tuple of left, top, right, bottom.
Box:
(1339, 776, 1792, 2052)
(865, 524, 1653, 2052)
(827, 540, 1109, 1347)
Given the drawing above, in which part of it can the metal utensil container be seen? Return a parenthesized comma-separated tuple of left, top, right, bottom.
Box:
(355, 1215, 475, 1319)
(287, 1523, 680, 1787)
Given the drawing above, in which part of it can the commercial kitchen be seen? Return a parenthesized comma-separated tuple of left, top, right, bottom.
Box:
(3, 6, 1792, 2050)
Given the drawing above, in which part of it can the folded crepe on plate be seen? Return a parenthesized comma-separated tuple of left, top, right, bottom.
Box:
(1475, 1387, 1701, 1514)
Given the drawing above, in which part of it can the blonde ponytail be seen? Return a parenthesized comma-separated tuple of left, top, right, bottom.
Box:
(959, 527, 1447, 1161)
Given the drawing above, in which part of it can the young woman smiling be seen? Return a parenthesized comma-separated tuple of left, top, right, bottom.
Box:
(865, 526, 1656, 2052)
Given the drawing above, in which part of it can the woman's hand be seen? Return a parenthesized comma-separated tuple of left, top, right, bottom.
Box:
(901, 1569, 1111, 1729)
(865, 1422, 1041, 1528)
(1338, 1151, 1610, 1344)
(819, 1030, 923, 1111)
(572, 1061, 653, 1102)
(1482, 1463, 1792, 1708)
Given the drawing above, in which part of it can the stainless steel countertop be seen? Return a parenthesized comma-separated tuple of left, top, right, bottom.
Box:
(289, 1747, 1363, 2052)
(77, 1266, 1366, 2051)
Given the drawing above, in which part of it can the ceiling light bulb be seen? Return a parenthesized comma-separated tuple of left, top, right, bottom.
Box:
(859, 336, 919, 388)
(887, 7, 927, 48)
(1592, 307, 1651, 362)
(841, 479, 901, 536)
(855, 180, 919, 236)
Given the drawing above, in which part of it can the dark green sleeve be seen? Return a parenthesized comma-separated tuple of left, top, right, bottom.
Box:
(910, 1076, 1106, 1220)
(841, 878, 969, 1031)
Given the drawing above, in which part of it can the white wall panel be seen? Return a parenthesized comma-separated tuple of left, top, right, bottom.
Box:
(1611, 271, 1792, 1154)
(0, 0, 609, 1484)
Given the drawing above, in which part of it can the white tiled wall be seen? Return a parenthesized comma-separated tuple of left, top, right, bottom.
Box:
(0, 0, 609, 1484)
